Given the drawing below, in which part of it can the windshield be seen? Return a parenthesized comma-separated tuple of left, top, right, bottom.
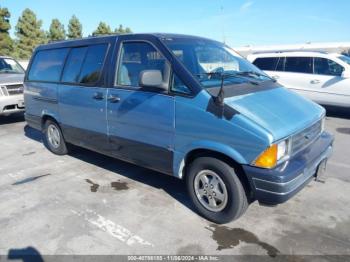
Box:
(162, 37, 271, 88)
(339, 55, 350, 66)
(0, 58, 25, 74)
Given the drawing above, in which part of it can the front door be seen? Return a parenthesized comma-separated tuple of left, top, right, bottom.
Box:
(106, 38, 175, 174)
(307, 57, 350, 106)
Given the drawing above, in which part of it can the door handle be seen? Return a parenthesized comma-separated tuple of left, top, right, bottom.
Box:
(310, 79, 320, 84)
(93, 92, 104, 100)
(272, 75, 280, 80)
(107, 94, 121, 103)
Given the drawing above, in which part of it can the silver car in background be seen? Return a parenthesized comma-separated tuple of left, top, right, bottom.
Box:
(0, 56, 25, 116)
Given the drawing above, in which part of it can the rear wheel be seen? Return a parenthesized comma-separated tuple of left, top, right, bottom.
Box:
(186, 157, 248, 224)
(43, 119, 68, 155)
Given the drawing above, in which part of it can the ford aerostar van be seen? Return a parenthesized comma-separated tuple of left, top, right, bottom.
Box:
(24, 34, 333, 223)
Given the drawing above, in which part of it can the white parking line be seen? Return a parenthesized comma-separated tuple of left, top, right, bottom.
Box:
(71, 209, 154, 247)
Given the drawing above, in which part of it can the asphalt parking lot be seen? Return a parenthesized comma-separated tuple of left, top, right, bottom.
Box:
(0, 110, 349, 259)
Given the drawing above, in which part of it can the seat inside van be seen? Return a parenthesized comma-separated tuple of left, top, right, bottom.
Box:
(119, 43, 170, 87)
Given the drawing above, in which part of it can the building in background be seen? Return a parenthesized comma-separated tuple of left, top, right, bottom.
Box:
(235, 42, 350, 58)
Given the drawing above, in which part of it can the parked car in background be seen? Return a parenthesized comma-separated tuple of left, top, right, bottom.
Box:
(0, 56, 25, 116)
(18, 60, 29, 70)
(24, 34, 333, 223)
(248, 52, 350, 108)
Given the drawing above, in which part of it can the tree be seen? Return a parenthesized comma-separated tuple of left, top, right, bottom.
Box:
(92, 22, 112, 36)
(48, 18, 65, 41)
(67, 15, 82, 39)
(124, 27, 132, 34)
(15, 8, 47, 59)
(0, 6, 14, 56)
(114, 24, 132, 35)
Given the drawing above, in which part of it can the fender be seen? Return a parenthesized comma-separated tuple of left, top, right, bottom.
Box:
(41, 109, 61, 127)
(173, 140, 247, 179)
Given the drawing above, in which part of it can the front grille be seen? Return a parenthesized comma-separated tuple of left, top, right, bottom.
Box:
(5, 84, 24, 95)
(290, 119, 322, 155)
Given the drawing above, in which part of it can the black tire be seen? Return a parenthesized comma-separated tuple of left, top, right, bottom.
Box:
(43, 119, 68, 155)
(186, 157, 248, 224)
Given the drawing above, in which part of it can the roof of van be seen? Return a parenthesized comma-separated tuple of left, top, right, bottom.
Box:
(34, 33, 220, 51)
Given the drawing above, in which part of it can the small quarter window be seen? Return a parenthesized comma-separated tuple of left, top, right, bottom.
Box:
(171, 75, 191, 95)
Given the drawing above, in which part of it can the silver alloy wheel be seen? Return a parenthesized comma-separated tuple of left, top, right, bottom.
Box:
(194, 170, 228, 212)
(47, 124, 60, 149)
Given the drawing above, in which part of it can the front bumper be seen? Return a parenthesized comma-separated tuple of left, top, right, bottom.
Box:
(243, 131, 334, 205)
(0, 94, 25, 115)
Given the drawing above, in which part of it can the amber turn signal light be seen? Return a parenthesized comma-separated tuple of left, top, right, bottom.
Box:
(254, 144, 278, 168)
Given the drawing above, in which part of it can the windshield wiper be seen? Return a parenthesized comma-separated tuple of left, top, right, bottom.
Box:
(236, 71, 276, 82)
(196, 71, 260, 85)
(196, 72, 260, 107)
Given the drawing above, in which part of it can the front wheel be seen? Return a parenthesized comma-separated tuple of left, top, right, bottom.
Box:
(186, 157, 248, 224)
(43, 119, 68, 155)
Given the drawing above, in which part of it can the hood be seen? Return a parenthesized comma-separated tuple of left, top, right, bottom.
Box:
(0, 73, 25, 85)
(224, 86, 324, 141)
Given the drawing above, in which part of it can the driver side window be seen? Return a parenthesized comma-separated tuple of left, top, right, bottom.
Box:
(116, 42, 171, 89)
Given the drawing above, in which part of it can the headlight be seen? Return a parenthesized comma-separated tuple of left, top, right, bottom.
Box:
(253, 140, 289, 168)
(277, 140, 288, 161)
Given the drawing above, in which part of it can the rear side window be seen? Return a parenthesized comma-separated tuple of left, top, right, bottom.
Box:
(61, 47, 88, 83)
(314, 57, 344, 76)
(78, 44, 108, 84)
(28, 48, 69, 82)
(284, 57, 313, 74)
(253, 57, 279, 71)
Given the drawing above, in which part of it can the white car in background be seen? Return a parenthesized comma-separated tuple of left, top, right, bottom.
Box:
(0, 56, 25, 116)
(248, 52, 350, 108)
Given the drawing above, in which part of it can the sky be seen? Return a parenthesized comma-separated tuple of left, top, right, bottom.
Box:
(1, 0, 350, 47)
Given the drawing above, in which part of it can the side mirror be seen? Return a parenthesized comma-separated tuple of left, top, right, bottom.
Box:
(341, 70, 350, 78)
(139, 70, 167, 91)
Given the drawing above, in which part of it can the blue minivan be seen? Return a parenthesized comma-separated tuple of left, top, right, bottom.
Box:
(24, 34, 333, 223)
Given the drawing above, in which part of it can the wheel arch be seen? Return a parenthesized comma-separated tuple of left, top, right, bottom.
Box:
(177, 147, 254, 202)
(41, 112, 60, 130)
